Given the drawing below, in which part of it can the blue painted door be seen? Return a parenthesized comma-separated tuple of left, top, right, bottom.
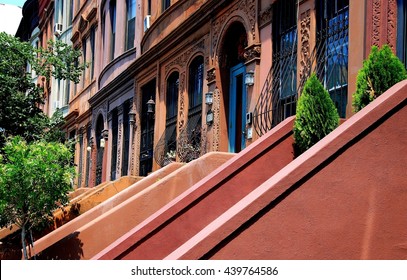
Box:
(228, 63, 247, 153)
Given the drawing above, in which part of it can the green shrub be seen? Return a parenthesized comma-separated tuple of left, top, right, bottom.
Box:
(293, 73, 339, 155)
(353, 45, 407, 112)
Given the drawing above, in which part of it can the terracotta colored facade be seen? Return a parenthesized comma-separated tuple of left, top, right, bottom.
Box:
(5, 0, 405, 260)
(57, 0, 406, 190)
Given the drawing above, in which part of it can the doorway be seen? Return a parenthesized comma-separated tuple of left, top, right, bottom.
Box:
(229, 63, 247, 153)
(139, 80, 156, 176)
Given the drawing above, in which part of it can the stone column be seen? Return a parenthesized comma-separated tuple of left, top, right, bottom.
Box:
(101, 129, 109, 183)
(106, 111, 113, 181)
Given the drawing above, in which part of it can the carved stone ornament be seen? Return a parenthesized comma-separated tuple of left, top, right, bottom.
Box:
(207, 68, 216, 84)
(244, 44, 261, 63)
(212, 88, 221, 152)
(299, 9, 311, 83)
(165, 39, 206, 75)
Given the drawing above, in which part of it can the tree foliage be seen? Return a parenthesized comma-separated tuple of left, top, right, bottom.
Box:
(0, 32, 85, 147)
(353, 45, 407, 112)
(293, 73, 340, 155)
(0, 137, 75, 259)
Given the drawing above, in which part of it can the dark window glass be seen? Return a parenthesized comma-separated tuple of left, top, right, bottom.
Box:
(82, 38, 86, 87)
(188, 56, 204, 109)
(317, 0, 349, 118)
(397, 0, 407, 68)
(109, 0, 116, 60)
(90, 26, 95, 80)
(271, 0, 297, 124)
(126, 0, 136, 50)
(68, 0, 73, 25)
(163, 0, 170, 11)
(165, 72, 179, 153)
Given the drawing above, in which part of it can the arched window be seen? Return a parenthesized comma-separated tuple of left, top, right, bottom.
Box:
(176, 56, 203, 162)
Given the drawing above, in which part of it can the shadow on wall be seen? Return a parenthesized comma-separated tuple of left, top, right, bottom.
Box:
(34, 232, 84, 260)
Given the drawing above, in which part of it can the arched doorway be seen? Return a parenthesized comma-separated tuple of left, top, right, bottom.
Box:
(95, 115, 104, 186)
(219, 21, 248, 153)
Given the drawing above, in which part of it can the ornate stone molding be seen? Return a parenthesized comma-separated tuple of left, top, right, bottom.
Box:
(299, 9, 311, 83)
(164, 38, 206, 75)
(178, 72, 186, 129)
(212, 87, 221, 152)
(244, 44, 261, 63)
(372, 0, 381, 47)
(206, 67, 216, 84)
(102, 129, 109, 140)
(368, 0, 397, 53)
(211, 0, 256, 56)
(92, 101, 108, 131)
(259, 5, 272, 28)
(116, 116, 123, 176)
(387, 0, 397, 52)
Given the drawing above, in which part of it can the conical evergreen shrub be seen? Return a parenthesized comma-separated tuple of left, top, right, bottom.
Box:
(293, 73, 339, 155)
(353, 45, 407, 112)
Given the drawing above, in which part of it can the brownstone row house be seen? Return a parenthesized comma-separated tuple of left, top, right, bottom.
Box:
(18, 0, 407, 188)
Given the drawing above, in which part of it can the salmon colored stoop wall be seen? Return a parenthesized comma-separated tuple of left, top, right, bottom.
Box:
(93, 116, 296, 260)
(32, 153, 233, 259)
(95, 81, 407, 260)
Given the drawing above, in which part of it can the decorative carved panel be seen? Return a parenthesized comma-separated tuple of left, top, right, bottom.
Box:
(368, 0, 398, 53)
(212, 87, 221, 152)
(207, 68, 216, 84)
(299, 9, 311, 83)
(387, 0, 397, 51)
(244, 44, 261, 63)
(178, 72, 186, 129)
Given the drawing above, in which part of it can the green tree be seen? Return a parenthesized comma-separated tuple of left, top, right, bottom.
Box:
(353, 45, 407, 112)
(0, 32, 85, 146)
(293, 73, 339, 155)
(0, 137, 75, 259)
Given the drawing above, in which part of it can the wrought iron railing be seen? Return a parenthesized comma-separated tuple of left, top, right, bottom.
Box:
(177, 106, 202, 163)
(154, 108, 204, 167)
(253, 46, 298, 136)
(253, 10, 349, 136)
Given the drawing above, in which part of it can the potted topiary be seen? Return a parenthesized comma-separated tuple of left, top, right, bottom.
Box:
(293, 73, 340, 155)
(353, 44, 407, 112)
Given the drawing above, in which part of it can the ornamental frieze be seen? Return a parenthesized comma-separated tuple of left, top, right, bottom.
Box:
(299, 9, 311, 83)
(165, 38, 206, 75)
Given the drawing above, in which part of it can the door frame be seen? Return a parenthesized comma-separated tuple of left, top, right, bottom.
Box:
(228, 63, 247, 153)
